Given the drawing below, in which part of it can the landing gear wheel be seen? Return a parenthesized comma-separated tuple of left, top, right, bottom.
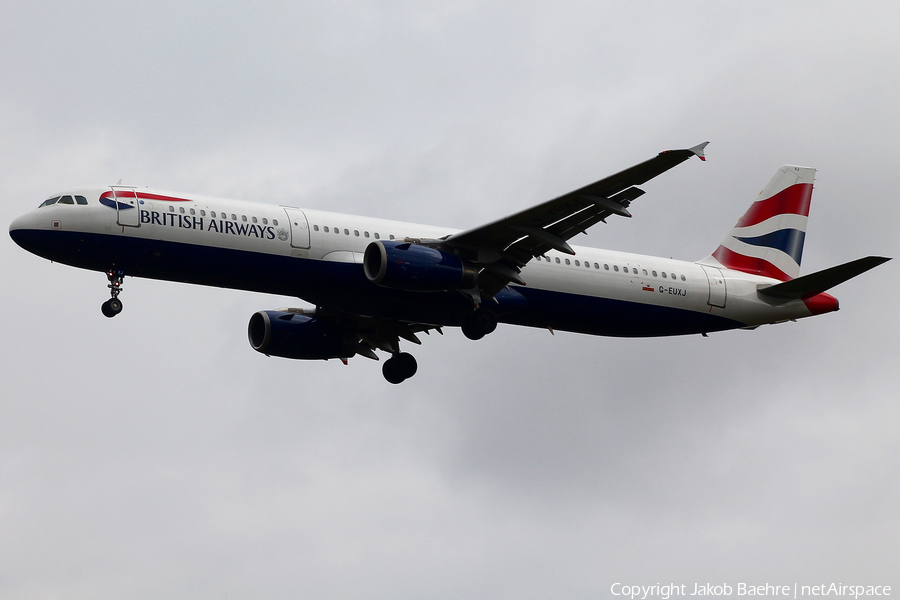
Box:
(461, 308, 497, 340)
(396, 352, 417, 379)
(382, 352, 418, 384)
(101, 298, 123, 318)
(382, 357, 405, 384)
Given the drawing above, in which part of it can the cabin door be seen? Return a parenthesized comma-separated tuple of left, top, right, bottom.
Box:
(700, 265, 727, 308)
(284, 208, 310, 249)
(110, 186, 141, 227)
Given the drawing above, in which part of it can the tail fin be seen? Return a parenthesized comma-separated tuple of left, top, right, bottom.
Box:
(700, 165, 815, 281)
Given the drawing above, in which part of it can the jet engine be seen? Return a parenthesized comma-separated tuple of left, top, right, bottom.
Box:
(248, 310, 357, 360)
(363, 240, 476, 291)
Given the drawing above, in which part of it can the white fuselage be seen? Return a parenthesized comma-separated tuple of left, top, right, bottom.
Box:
(9, 185, 829, 337)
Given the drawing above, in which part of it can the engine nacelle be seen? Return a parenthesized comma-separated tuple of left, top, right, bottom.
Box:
(248, 311, 357, 360)
(363, 240, 476, 291)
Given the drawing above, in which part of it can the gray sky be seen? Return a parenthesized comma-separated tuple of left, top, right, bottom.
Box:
(2, 1, 898, 598)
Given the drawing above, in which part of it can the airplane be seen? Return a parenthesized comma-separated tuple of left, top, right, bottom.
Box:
(9, 143, 890, 383)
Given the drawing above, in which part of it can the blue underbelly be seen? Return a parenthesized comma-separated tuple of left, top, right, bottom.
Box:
(11, 228, 745, 336)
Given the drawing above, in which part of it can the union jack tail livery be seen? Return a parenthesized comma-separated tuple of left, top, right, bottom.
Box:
(703, 165, 815, 281)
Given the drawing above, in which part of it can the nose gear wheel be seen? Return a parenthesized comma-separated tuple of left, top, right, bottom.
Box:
(102, 269, 125, 318)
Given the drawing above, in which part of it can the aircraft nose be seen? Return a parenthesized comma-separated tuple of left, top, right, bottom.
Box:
(9, 212, 37, 248)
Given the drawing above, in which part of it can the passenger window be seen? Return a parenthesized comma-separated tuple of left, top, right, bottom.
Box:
(190, 208, 196, 215)
(262, 218, 268, 225)
(335, 227, 340, 234)
(389, 235, 395, 240)
(211, 211, 216, 218)
(604, 264, 609, 270)
(662, 272, 667, 278)
(565, 259, 570, 265)
(555, 257, 561, 264)
(179, 207, 185, 214)
(313, 225, 319, 231)
(681, 275, 686, 281)
(169, 206, 175, 212)
(585, 262, 590, 268)
(39, 197, 60, 207)
(200, 210, 206, 217)
(75, 196, 88, 205)
(344, 229, 349, 235)
(652, 270, 658, 277)
(231, 214, 237, 220)
(594, 263, 599, 269)
(252, 216, 257, 223)
(354, 230, 359, 237)
(323, 226, 329, 232)
(273, 219, 278, 226)
(574, 260, 580, 266)
(58, 196, 74, 205)
(374, 233, 380, 239)
(241, 215, 247, 222)
(633, 268, 638, 274)
(364, 231, 370, 238)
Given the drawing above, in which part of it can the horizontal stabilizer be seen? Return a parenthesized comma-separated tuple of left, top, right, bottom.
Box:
(758, 256, 890, 300)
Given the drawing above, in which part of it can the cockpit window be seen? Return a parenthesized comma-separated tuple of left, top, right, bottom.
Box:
(39, 195, 89, 208)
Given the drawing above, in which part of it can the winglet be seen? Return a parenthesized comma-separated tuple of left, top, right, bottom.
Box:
(689, 141, 710, 162)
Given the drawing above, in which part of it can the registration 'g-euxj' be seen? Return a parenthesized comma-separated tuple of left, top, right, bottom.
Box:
(9, 143, 889, 383)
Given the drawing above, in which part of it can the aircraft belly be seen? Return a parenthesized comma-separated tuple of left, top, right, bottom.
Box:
(506, 287, 744, 337)
(13, 228, 748, 336)
(10, 229, 474, 321)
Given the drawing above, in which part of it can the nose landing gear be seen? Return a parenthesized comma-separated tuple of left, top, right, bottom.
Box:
(101, 269, 125, 318)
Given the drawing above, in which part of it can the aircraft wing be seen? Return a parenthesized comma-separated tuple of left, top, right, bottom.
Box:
(440, 142, 709, 299)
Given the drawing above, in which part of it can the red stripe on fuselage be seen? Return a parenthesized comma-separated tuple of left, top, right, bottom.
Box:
(736, 183, 812, 228)
(711, 245, 792, 281)
(100, 191, 192, 202)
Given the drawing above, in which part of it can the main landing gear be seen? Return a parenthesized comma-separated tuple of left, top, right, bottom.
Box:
(101, 269, 125, 318)
(461, 307, 497, 341)
(380, 307, 496, 383)
(382, 352, 418, 384)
